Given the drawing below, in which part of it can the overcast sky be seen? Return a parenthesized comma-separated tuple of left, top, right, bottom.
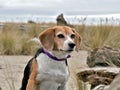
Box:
(0, 0, 120, 16)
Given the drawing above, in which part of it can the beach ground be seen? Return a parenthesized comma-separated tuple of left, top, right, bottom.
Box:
(0, 51, 88, 90)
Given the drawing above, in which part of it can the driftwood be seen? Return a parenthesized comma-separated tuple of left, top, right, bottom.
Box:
(92, 74, 120, 90)
(77, 67, 120, 89)
(107, 73, 120, 90)
(87, 46, 120, 67)
(77, 46, 120, 90)
(56, 13, 67, 25)
(27, 20, 36, 24)
(56, 13, 74, 27)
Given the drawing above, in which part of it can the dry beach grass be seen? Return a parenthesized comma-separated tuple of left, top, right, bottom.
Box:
(0, 22, 120, 55)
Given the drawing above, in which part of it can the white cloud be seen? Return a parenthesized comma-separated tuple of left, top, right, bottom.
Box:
(0, 0, 120, 15)
(1, 0, 120, 11)
(1, 0, 64, 8)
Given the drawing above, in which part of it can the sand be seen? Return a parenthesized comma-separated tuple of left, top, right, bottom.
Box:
(0, 51, 88, 90)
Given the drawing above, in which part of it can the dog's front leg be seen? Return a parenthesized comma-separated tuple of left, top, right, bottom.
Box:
(26, 79, 36, 90)
(26, 60, 38, 90)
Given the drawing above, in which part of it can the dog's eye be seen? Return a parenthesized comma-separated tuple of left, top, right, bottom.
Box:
(71, 34, 75, 38)
(57, 34, 65, 38)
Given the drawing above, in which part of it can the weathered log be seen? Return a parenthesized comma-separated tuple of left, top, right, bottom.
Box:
(27, 20, 36, 24)
(56, 13, 67, 25)
(77, 46, 120, 89)
(76, 67, 120, 89)
(56, 13, 74, 27)
(92, 74, 120, 90)
(87, 46, 120, 67)
(106, 73, 120, 90)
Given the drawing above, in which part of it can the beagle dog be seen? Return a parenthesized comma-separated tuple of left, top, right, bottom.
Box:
(20, 26, 81, 90)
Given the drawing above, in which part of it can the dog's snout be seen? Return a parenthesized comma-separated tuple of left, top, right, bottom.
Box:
(68, 43, 76, 48)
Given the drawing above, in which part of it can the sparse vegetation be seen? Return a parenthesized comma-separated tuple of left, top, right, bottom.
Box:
(0, 22, 55, 55)
(81, 25, 120, 50)
(0, 20, 120, 55)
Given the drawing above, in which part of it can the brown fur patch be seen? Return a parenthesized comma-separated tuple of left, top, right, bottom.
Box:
(26, 59, 38, 90)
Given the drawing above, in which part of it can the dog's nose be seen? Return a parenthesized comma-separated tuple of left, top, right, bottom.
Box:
(68, 43, 76, 48)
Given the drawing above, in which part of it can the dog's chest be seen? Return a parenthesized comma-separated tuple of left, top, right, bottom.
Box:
(36, 53, 69, 83)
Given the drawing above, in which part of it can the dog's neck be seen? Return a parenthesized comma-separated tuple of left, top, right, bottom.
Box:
(43, 48, 71, 61)
(52, 51, 69, 59)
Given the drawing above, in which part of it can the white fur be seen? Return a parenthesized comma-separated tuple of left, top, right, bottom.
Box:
(36, 51, 69, 90)
(63, 35, 74, 51)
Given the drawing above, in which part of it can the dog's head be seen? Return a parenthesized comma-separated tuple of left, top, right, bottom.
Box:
(39, 26, 81, 52)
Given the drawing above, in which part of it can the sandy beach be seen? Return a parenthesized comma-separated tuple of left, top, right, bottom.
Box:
(0, 51, 88, 90)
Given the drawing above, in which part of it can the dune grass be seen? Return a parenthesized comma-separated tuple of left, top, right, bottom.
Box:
(0, 22, 46, 55)
(0, 22, 120, 55)
(1, 17, 120, 51)
(78, 25, 120, 51)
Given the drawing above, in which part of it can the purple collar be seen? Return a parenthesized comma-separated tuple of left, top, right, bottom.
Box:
(42, 49, 71, 61)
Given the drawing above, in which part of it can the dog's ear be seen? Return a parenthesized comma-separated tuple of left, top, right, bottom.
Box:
(73, 29, 81, 52)
(39, 28, 55, 50)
